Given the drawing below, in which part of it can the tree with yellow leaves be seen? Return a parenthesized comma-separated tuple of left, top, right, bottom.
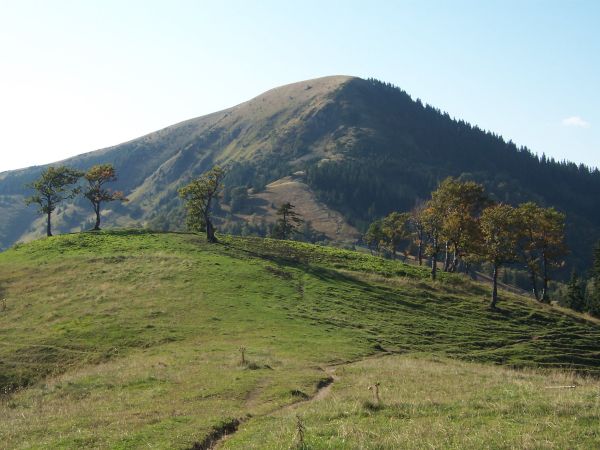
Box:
(479, 203, 520, 308)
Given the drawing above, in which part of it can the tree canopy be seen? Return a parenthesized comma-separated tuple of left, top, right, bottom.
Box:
(25, 166, 83, 236)
(272, 202, 303, 240)
(178, 166, 225, 242)
(84, 164, 127, 231)
(479, 203, 520, 308)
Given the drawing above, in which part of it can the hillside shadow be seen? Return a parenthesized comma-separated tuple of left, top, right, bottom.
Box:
(222, 241, 462, 314)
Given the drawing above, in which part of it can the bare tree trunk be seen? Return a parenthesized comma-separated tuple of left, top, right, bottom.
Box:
(417, 240, 423, 266)
(206, 219, 217, 243)
(443, 241, 450, 271)
(47, 211, 52, 237)
(94, 203, 101, 230)
(282, 210, 289, 240)
(204, 198, 217, 243)
(528, 266, 540, 301)
(490, 263, 499, 309)
(431, 238, 438, 281)
(450, 246, 459, 272)
(541, 253, 549, 302)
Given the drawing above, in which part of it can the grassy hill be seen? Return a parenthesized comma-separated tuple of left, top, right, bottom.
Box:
(1, 231, 599, 448)
(1, 75, 599, 271)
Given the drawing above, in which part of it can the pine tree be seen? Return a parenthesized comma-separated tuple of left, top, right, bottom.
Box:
(592, 241, 600, 279)
(586, 241, 600, 317)
(565, 270, 585, 312)
(585, 283, 600, 317)
(271, 202, 303, 240)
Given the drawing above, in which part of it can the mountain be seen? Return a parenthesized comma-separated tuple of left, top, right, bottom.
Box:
(1, 75, 599, 269)
(1, 231, 599, 447)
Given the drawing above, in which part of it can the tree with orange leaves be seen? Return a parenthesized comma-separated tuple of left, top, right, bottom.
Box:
(83, 164, 128, 230)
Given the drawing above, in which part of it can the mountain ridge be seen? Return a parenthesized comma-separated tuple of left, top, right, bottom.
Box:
(1, 75, 599, 271)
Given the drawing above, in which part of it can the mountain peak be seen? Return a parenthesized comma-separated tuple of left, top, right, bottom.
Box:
(0, 76, 599, 271)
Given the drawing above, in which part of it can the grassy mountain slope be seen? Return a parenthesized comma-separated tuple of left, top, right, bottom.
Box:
(229, 355, 600, 449)
(1, 75, 599, 268)
(1, 231, 599, 448)
(0, 76, 356, 248)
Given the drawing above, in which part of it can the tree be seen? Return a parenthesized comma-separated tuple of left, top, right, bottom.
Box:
(513, 203, 568, 302)
(535, 207, 567, 302)
(272, 202, 303, 240)
(430, 177, 488, 272)
(585, 282, 600, 317)
(364, 219, 384, 255)
(409, 203, 426, 265)
(178, 166, 225, 242)
(421, 202, 444, 281)
(479, 204, 520, 309)
(565, 270, 585, 312)
(83, 164, 127, 230)
(25, 166, 83, 236)
(592, 241, 600, 279)
(516, 203, 544, 300)
(381, 212, 410, 259)
(586, 242, 600, 317)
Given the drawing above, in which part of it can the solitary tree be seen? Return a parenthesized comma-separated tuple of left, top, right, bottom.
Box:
(272, 202, 303, 240)
(178, 166, 225, 242)
(381, 211, 411, 259)
(83, 164, 127, 230)
(25, 166, 82, 236)
(479, 203, 520, 309)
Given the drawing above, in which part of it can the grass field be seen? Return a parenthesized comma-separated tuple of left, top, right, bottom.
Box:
(226, 354, 600, 449)
(0, 230, 599, 448)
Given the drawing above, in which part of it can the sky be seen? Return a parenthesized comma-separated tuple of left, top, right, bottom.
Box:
(0, 0, 598, 172)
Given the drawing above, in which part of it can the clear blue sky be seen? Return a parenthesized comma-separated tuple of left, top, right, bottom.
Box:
(1, 0, 598, 171)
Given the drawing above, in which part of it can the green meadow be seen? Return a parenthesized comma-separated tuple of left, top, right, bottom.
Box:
(1, 230, 599, 448)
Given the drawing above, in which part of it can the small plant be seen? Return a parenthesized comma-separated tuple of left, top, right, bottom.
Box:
(294, 414, 305, 448)
(0, 298, 6, 312)
(368, 381, 381, 405)
(239, 346, 246, 366)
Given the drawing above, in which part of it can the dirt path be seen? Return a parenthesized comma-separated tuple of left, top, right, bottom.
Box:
(313, 368, 339, 401)
(205, 352, 392, 449)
